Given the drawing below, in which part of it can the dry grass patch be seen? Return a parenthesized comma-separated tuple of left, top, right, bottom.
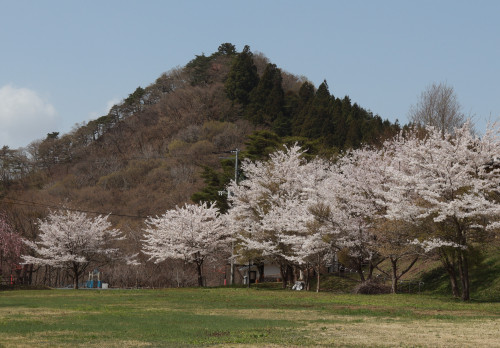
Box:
(0, 331, 153, 348)
(192, 305, 498, 322)
(0, 307, 88, 322)
(305, 316, 500, 347)
(194, 308, 305, 320)
(189, 308, 500, 347)
(412, 308, 498, 317)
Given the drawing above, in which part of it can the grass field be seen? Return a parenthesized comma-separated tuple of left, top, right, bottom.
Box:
(0, 287, 499, 347)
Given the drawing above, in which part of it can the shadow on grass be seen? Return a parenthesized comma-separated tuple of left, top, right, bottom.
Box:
(419, 251, 500, 303)
(0, 284, 51, 291)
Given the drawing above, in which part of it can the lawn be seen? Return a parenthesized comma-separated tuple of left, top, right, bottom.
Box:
(0, 287, 499, 347)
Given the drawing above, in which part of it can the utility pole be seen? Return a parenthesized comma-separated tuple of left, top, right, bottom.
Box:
(229, 148, 239, 286)
(217, 148, 240, 286)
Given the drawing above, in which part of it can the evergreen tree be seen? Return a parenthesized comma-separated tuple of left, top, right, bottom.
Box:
(272, 112, 291, 137)
(329, 97, 346, 148)
(225, 45, 259, 105)
(46, 132, 59, 140)
(361, 115, 384, 146)
(124, 87, 145, 106)
(300, 80, 333, 140)
(299, 81, 316, 102)
(344, 116, 362, 148)
(243, 130, 282, 160)
(191, 166, 232, 213)
(291, 81, 315, 136)
(246, 63, 285, 125)
(279, 91, 300, 137)
(216, 42, 237, 56)
(344, 104, 363, 148)
(185, 54, 213, 86)
(341, 95, 352, 117)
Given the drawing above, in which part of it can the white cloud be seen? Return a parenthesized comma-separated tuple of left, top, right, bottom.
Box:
(0, 85, 58, 149)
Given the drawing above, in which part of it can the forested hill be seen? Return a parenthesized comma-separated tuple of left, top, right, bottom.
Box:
(1, 43, 399, 239)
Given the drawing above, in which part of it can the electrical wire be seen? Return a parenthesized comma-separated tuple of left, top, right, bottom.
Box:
(1, 197, 150, 219)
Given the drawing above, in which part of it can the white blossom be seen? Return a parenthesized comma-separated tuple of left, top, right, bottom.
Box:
(22, 210, 124, 288)
(227, 144, 331, 267)
(142, 202, 229, 286)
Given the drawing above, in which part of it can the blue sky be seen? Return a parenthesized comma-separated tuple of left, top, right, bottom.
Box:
(1, 0, 499, 149)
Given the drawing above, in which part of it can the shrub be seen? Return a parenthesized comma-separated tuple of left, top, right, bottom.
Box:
(353, 280, 391, 295)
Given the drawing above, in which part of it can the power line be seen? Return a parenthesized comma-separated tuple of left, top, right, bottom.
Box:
(1, 197, 150, 219)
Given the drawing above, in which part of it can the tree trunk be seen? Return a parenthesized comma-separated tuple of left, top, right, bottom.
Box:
(28, 264, 33, 285)
(34, 265, 39, 285)
(305, 264, 311, 291)
(440, 249, 460, 298)
(316, 254, 321, 293)
(390, 257, 398, 294)
(48, 266, 52, 287)
(366, 261, 373, 281)
(389, 255, 419, 294)
(280, 265, 288, 289)
(287, 264, 294, 286)
(368, 257, 385, 281)
(280, 264, 294, 289)
(356, 259, 366, 282)
(42, 265, 48, 286)
(447, 266, 460, 298)
(294, 266, 301, 282)
(316, 268, 320, 293)
(458, 250, 470, 301)
(257, 263, 265, 282)
(73, 268, 79, 289)
(196, 262, 203, 287)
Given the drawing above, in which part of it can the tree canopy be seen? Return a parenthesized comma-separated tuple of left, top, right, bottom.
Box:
(22, 211, 124, 289)
(408, 82, 466, 135)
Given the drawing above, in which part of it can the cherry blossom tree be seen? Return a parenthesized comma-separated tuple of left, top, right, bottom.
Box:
(142, 202, 229, 287)
(298, 202, 339, 292)
(227, 144, 332, 289)
(321, 148, 384, 282)
(317, 146, 417, 293)
(372, 218, 421, 294)
(0, 214, 23, 280)
(226, 124, 498, 297)
(383, 122, 500, 300)
(22, 210, 124, 289)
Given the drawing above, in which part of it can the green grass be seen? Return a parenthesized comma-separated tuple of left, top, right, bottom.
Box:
(3, 249, 498, 347)
(1, 288, 499, 347)
(418, 248, 500, 301)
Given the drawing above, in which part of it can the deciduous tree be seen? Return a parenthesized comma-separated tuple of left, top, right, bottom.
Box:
(227, 145, 331, 289)
(22, 210, 124, 289)
(142, 202, 229, 287)
(0, 214, 23, 279)
(322, 148, 385, 283)
(408, 82, 466, 135)
(383, 122, 500, 300)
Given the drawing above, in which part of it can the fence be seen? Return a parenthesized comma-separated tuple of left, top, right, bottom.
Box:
(399, 280, 425, 293)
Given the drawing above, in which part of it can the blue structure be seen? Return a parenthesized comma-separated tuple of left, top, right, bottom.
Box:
(86, 269, 101, 288)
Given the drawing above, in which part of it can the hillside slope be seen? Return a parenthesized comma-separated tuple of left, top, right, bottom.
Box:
(1, 43, 400, 287)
